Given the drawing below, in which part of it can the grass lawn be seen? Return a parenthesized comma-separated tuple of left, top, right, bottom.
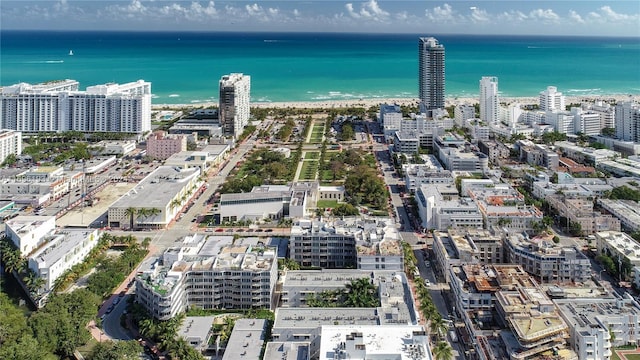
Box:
(612, 349, 640, 360)
(320, 169, 336, 183)
(317, 200, 338, 208)
(304, 152, 320, 160)
(299, 161, 318, 180)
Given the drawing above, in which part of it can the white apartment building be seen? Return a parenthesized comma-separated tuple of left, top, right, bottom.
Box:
(219, 73, 250, 137)
(539, 86, 565, 112)
(0, 130, 21, 164)
(290, 218, 402, 270)
(598, 199, 640, 232)
(596, 231, 640, 267)
(479, 76, 499, 125)
(93, 140, 136, 156)
(504, 233, 591, 283)
(136, 237, 278, 320)
(416, 184, 483, 231)
(454, 104, 476, 127)
(589, 100, 616, 129)
(557, 298, 640, 358)
(1, 79, 151, 133)
(319, 326, 432, 360)
(28, 228, 101, 293)
(5, 215, 56, 256)
(500, 102, 524, 127)
(402, 161, 451, 193)
(572, 107, 603, 136)
(546, 111, 575, 134)
(615, 101, 640, 142)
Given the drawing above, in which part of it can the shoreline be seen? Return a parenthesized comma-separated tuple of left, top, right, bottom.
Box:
(152, 94, 640, 110)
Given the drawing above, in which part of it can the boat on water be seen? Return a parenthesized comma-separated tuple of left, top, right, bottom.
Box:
(69, 50, 74, 56)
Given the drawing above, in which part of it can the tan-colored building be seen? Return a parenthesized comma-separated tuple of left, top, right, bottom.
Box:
(546, 195, 620, 234)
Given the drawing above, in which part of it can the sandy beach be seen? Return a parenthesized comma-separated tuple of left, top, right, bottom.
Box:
(152, 94, 640, 110)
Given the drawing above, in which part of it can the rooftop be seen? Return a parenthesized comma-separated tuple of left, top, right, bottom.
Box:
(31, 228, 99, 267)
(319, 325, 431, 360)
(110, 166, 200, 209)
(223, 319, 266, 360)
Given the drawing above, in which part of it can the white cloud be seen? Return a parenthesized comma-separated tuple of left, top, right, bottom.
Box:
(586, 6, 640, 26)
(497, 10, 528, 23)
(568, 10, 584, 24)
(528, 9, 560, 23)
(469, 8, 490, 23)
(345, 0, 389, 22)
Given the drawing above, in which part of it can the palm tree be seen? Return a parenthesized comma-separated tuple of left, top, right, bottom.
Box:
(170, 199, 182, 213)
(432, 341, 453, 360)
(124, 207, 138, 230)
(429, 316, 449, 340)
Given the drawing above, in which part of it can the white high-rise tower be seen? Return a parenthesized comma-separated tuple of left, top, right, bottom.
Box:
(479, 77, 499, 125)
(219, 73, 251, 138)
(539, 86, 565, 112)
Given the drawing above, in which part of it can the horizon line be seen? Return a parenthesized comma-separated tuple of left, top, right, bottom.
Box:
(1, 29, 639, 39)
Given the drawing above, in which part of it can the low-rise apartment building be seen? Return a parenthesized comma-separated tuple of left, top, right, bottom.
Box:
(504, 233, 591, 284)
(28, 228, 101, 294)
(416, 184, 483, 231)
(466, 182, 544, 231)
(598, 199, 640, 232)
(290, 218, 401, 269)
(135, 236, 278, 320)
(495, 286, 570, 360)
(146, 131, 188, 160)
(595, 231, 640, 267)
(6, 215, 56, 256)
(546, 195, 620, 234)
(402, 160, 452, 193)
(448, 264, 537, 314)
(556, 298, 640, 359)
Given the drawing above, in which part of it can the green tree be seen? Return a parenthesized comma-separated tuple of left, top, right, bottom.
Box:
(124, 207, 138, 230)
(332, 203, 360, 217)
(432, 341, 454, 360)
(88, 340, 142, 360)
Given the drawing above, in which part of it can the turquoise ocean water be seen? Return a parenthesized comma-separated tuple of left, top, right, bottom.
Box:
(1, 31, 639, 104)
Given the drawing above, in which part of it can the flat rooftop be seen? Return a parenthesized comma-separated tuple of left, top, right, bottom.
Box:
(110, 166, 200, 209)
(31, 229, 98, 266)
(319, 325, 431, 360)
(223, 319, 266, 360)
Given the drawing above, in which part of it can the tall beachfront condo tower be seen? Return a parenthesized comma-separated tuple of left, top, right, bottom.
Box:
(0, 79, 151, 133)
(479, 77, 499, 125)
(615, 101, 640, 142)
(539, 86, 565, 112)
(219, 73, 251, 138)
(418, 37, 445, 110)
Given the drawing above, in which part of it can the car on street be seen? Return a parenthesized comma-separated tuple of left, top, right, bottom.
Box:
(105, 305, 114, 314)
(424, 279, 431, 287)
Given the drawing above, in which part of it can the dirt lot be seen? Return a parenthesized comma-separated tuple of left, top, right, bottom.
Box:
(56, 182, 136, 227)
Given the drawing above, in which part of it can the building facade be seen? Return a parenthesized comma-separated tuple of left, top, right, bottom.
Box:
(539, 86, 565, 112)
(146, 131, 188, 160)
(479, 77, 499, 125)
(0, 130, 22, 165)
(219, 73, 251, 137)
(1, 80, 151, 133)
(418, 37, 445, 110)
(615, 101, 640, 142)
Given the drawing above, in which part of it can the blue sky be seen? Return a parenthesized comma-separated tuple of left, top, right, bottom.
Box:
(2, 0, 639, 36)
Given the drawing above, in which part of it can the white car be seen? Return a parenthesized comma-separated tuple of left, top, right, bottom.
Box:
(425, 279, 431, 287)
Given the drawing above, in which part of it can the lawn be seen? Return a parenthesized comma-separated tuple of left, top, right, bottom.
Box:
(299, 161, 318, 180)
(304, 152, 320, 160)
(612, 348, 640, 360)
(317, 200, 339, 208)
(309, 124, 325, 143)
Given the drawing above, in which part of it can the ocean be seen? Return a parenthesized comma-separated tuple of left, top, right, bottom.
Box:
(1, 31, 639, 104)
